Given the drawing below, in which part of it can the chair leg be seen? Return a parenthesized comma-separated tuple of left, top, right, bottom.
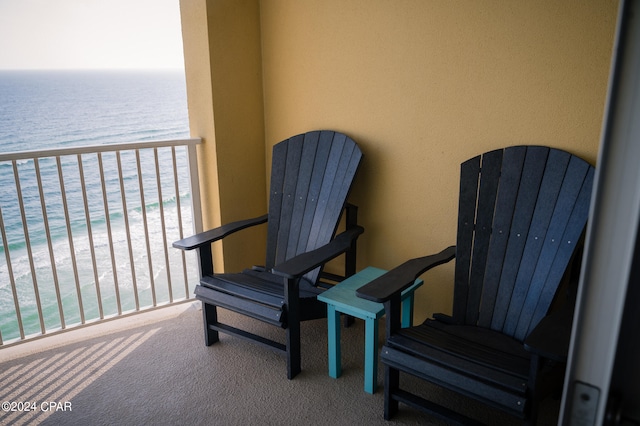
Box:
(286, 320, 301, 379)
(285, 277, 302, 379)
(384, 365, 400, 420)
(526, 354, 542, 425)
(526, 407, 539, 426)
(202, 302, 219, 346)
(525, 385, 542, 426)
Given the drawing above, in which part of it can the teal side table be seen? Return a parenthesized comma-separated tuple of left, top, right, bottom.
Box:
(317, 266, 423, 394)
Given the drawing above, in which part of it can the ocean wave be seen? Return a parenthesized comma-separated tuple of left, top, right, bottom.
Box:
(0, 158, 31, 168)
(0, 195, 193, 257)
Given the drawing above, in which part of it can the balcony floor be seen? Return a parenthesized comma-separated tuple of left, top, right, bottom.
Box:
(0, 302, 560, 425)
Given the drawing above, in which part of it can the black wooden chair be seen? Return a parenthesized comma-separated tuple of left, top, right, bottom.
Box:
(357, 146, 594, 425)
(173, 130, 363, 379)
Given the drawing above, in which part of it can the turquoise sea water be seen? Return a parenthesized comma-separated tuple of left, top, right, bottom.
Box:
(0, 70, 194, 342)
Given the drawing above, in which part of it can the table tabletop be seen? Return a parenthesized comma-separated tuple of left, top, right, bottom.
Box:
(318, 266, 422, 319)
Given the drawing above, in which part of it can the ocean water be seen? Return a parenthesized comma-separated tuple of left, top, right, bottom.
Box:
(0, 70, 196, 342)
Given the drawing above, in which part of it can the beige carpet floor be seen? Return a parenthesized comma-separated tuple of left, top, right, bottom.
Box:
(0, 302, 560, 425)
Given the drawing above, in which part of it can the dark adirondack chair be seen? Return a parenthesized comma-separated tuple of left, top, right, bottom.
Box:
(357, 146, 594, 424)
(173, 130, 364, 379)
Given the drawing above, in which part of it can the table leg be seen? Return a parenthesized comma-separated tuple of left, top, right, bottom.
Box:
(327, 305, 341, 378)
(364, 317, 378, 393)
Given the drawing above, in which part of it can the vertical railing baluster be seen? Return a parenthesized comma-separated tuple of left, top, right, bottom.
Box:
(34, 158, 66, 329)
(171, 147, 189, 298)
(154, 148, 173, 302)
(78, 154, 104, 319)
(56, 156, 85, 324)
(0, 204, 25, 340)
(12, 160, 45, 334)
(116, 151, 140, 310)
(186, 142, 203, 302)
(98, 153, 122, 314)
(187, 143, 203, 237)
(136, 149, 156, 306)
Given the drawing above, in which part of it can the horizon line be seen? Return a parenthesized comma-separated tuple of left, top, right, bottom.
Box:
(0, 67, 185, 73)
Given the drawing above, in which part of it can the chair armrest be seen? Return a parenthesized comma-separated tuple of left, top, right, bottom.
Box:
(271, 226, 364, 279)
(524, 300, 574, 362)
(356, 246, 456, 303)
(172, 214, 268, 250)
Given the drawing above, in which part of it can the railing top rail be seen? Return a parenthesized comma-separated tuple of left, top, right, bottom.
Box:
(0, 138, 202, 162)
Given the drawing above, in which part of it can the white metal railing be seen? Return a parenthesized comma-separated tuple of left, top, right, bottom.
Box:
(0, 138, 202, 347)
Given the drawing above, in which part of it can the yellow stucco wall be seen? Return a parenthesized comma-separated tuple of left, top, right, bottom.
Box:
(181, 0, 618, 320)
(259, 0, 618, 318)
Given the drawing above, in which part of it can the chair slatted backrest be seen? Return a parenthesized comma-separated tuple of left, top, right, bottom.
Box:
(265, 130, 362, 284)
(453, 146, 594, 341)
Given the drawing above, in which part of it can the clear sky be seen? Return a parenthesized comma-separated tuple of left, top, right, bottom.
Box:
(0, 0, 185, 70)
